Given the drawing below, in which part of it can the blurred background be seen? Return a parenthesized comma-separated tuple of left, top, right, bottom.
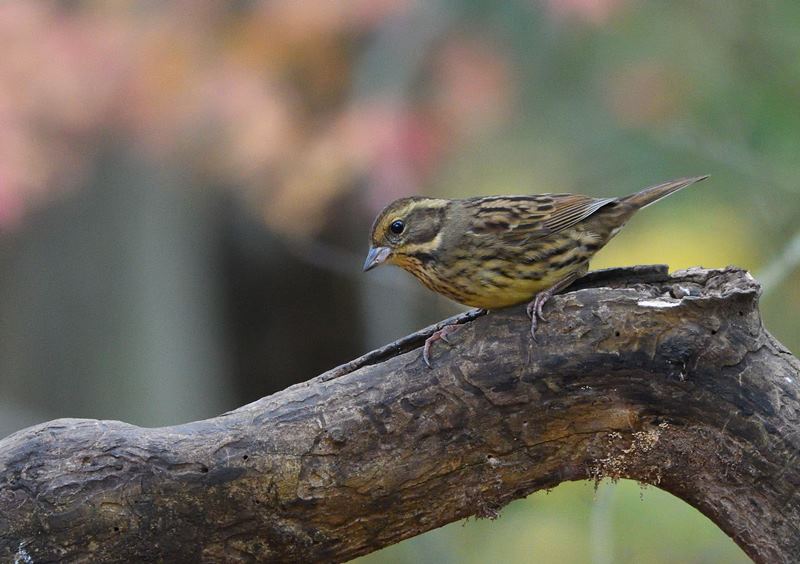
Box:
(2, 0, 797, 562)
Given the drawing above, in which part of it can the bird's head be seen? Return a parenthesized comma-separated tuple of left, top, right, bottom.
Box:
(363, 197, 451, 272)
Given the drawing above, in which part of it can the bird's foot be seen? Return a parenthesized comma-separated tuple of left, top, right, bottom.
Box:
(526, 290, 553, 340)
(423, 324, 462, 369)
(525, 272, 582, 340)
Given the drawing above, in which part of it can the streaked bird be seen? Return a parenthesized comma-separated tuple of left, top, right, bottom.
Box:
(364, 175, 709, 366)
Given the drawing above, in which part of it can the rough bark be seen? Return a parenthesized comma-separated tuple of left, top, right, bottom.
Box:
(0, 266, 797, 563)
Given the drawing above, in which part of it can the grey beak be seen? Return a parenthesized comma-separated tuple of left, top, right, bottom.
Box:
(363, 246, 391, 272)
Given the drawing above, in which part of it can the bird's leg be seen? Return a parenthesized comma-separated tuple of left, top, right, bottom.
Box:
(526, 272, 581, 339)
(423, 308, 487, 368)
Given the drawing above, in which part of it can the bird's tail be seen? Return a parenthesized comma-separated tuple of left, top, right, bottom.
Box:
(620, 175, 709, 209)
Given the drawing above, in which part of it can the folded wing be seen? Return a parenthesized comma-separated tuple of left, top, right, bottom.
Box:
(464, 194, 616, 243)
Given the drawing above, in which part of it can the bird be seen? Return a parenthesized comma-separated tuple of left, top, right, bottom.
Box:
(363, 175, 708, 367)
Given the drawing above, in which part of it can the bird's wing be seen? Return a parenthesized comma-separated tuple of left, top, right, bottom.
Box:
(464, 194, 617, 242)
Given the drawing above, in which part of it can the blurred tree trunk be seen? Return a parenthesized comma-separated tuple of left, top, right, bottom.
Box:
(219, 188, 366, 399)
(0, 147, 233, 430)
(0, 266, 797, 563)
(0, 146, 367, 433)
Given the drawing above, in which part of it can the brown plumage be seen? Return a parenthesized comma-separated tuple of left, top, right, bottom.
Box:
(365, 176, 707, 307)
(363, 175, 708, 365)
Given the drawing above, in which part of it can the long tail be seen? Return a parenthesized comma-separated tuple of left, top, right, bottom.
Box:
(620, 175, 709, 209)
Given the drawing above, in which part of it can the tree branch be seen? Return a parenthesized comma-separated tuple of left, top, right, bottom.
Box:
(1, 266, 798, 563)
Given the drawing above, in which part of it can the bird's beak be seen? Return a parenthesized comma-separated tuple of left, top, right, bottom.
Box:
(363, 246, 391, 272)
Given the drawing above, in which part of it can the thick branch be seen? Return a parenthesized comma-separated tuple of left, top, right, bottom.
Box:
(1, 266, 798, 563)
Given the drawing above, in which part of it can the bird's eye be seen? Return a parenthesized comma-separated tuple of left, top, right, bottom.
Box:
(389, 219, 405, 235)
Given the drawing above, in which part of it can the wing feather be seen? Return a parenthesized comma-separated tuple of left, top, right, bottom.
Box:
(464, 194, 616, 242)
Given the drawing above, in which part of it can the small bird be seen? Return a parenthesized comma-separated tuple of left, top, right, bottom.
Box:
(363, 175, 708, 366)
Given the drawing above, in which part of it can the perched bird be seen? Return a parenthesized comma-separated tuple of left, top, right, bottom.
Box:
(364, 175, 708, 366)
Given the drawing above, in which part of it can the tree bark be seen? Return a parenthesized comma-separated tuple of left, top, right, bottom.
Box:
(1, 266, 797, 563)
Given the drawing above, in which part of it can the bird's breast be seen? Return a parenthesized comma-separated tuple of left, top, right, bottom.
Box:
(399, 254, 587, 309)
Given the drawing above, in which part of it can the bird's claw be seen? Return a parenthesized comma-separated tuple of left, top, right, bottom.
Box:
(423, 325, 461, 369)
(535, 295, 548, 321)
